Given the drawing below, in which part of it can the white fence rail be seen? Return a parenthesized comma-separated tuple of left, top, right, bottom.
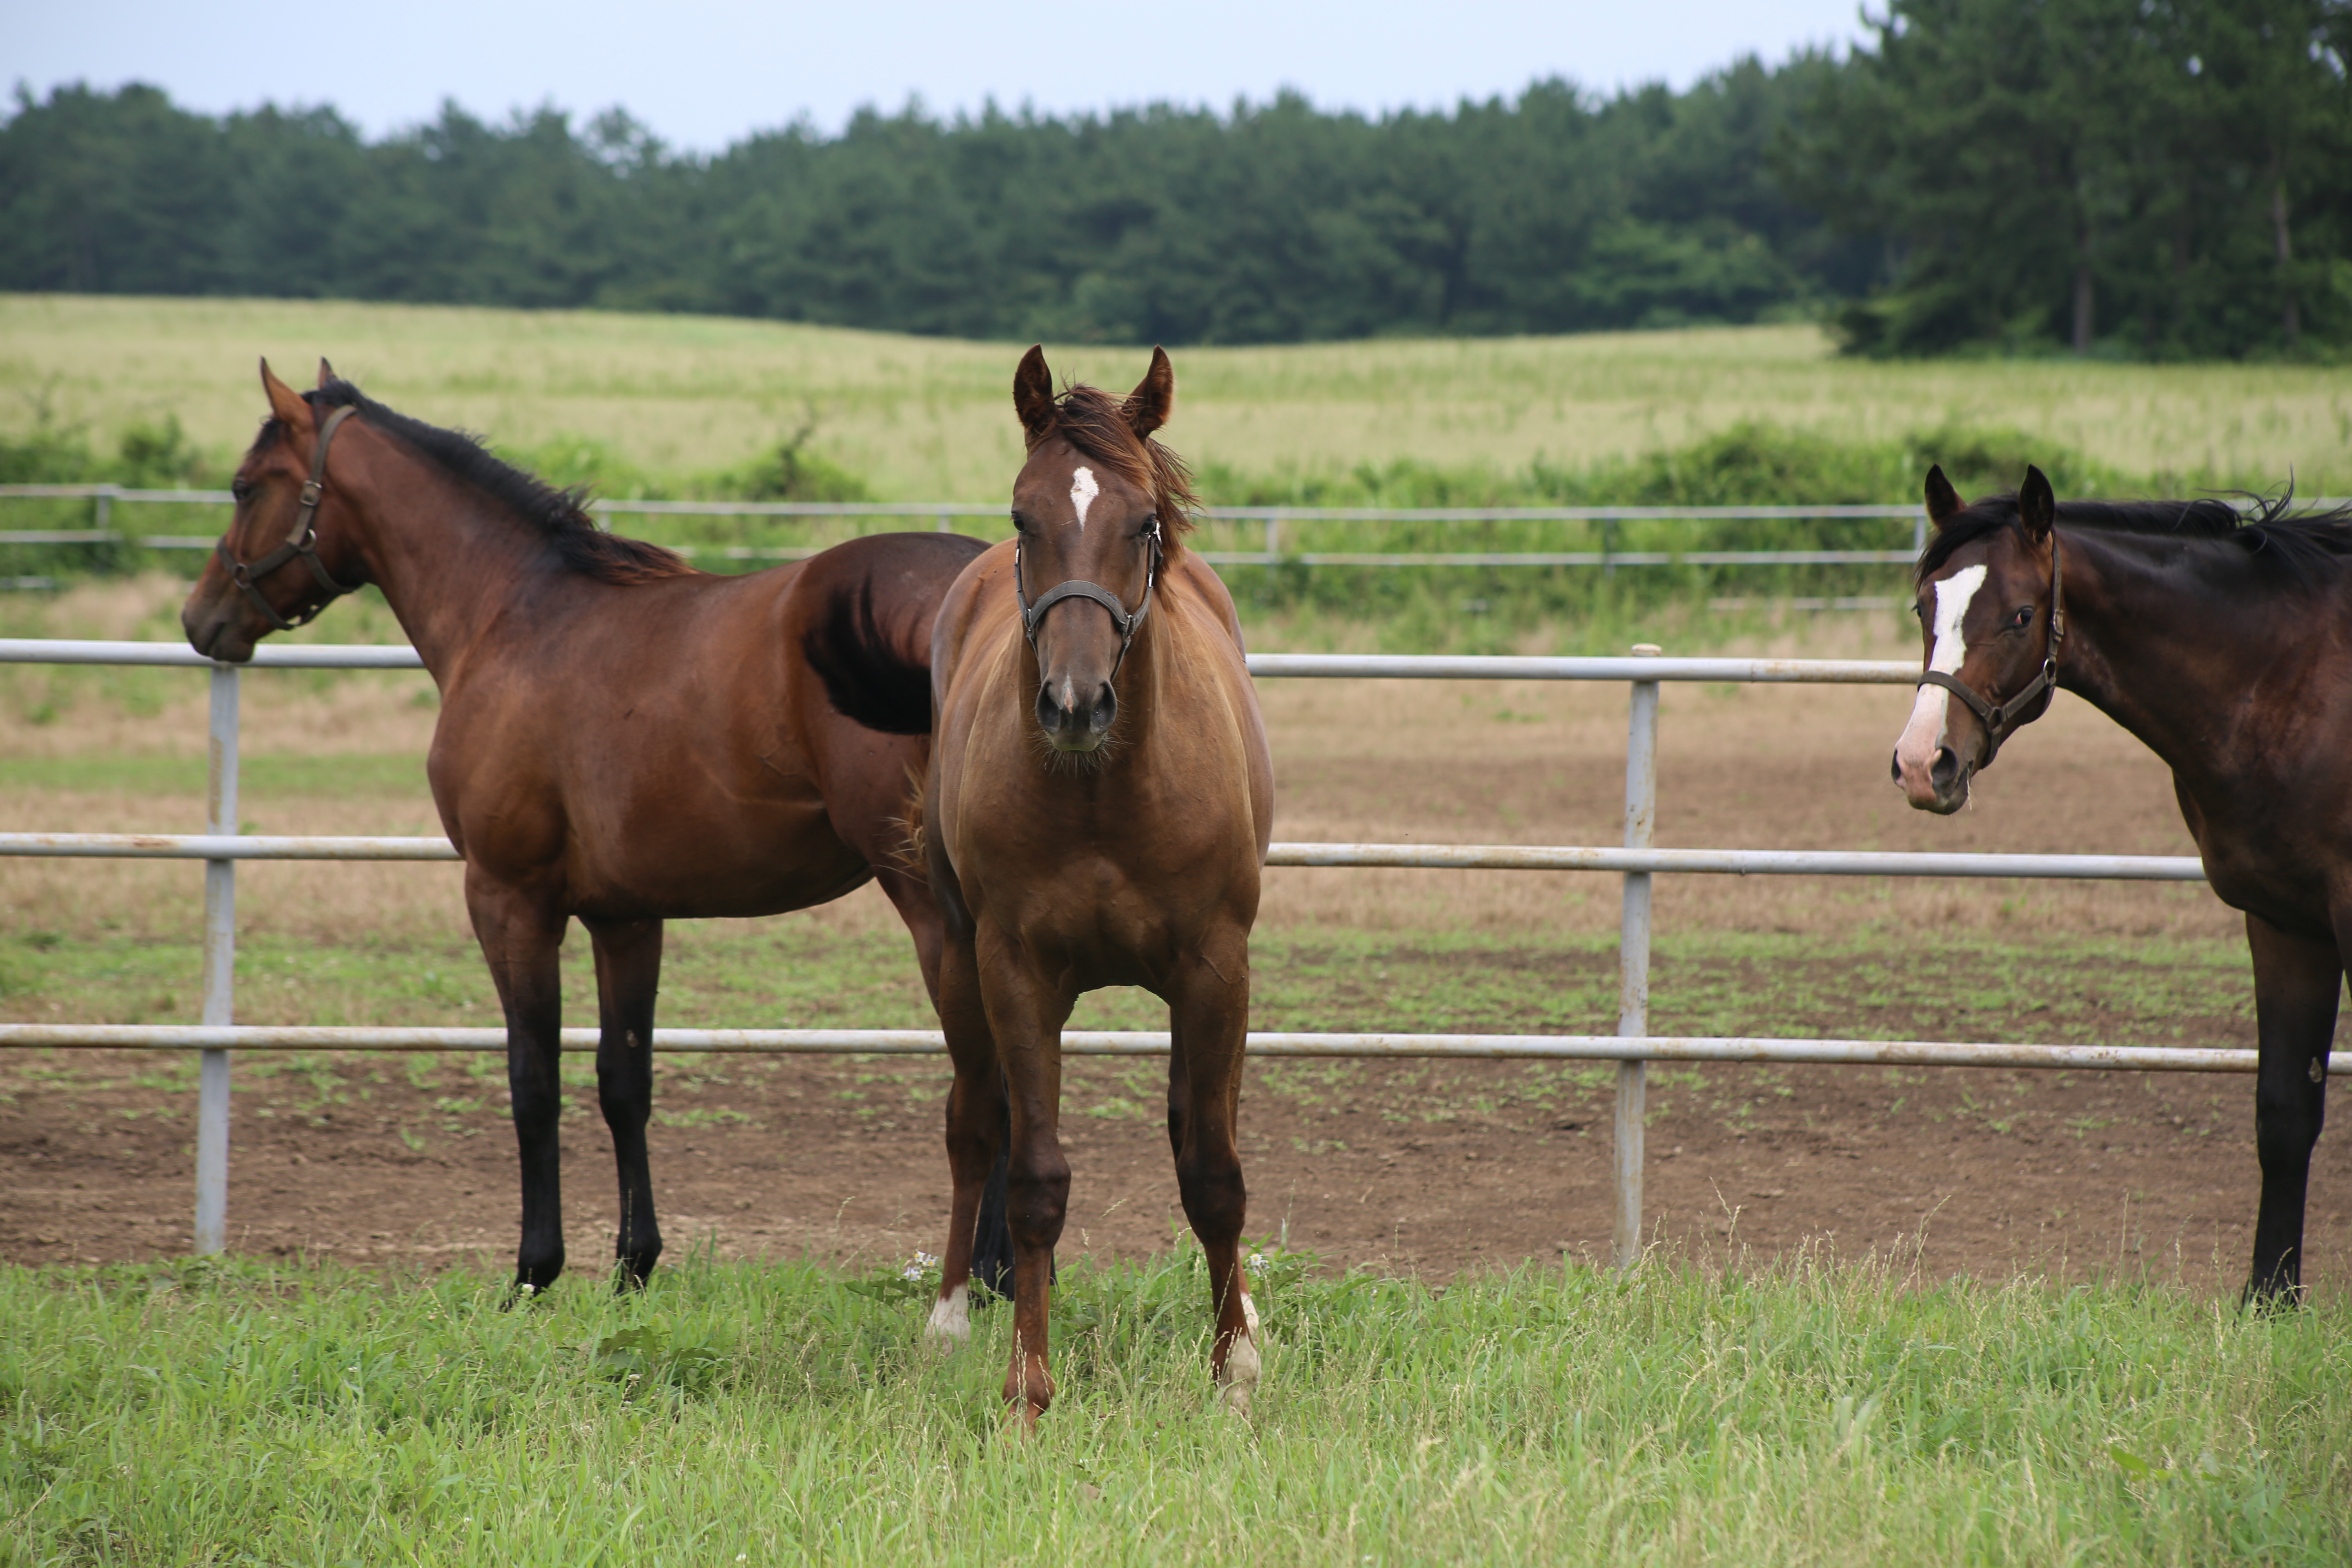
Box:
(0, 484, 1938, 570)
(5, 637, 2334, 1271)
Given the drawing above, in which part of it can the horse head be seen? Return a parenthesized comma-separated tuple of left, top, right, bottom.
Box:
(1007, 344, 1190, 755)
(182, 359, 372, 662)
(1892, 463, 2065, 813)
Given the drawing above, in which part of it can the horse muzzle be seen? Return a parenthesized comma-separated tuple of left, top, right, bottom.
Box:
(1890, 741, 1971, 814)
(1036, 676, 1116, 753)
(180, 586, 258, 665)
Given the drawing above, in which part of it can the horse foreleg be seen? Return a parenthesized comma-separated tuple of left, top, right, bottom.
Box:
(976, 939, 1072, 1428)
(587, 916, 665, 1290)
(926, 920, 1004, 1349)
(470, 876, 568, 1298)
(1168, 948, 1256, 1415)
(2245, 912, 2339, 1307)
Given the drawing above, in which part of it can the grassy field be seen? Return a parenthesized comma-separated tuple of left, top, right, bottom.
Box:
(2, 1250, 2346, 1564)
(5, 293, 2349, 499)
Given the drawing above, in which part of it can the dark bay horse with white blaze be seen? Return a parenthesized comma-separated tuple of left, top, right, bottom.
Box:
(1894, 463, 2352, 1302)
(921, 347, 1273, 1425)
(181, 360, 1004, 1294)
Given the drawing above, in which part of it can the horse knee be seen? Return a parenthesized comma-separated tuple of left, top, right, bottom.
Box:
(1005, 1148, 1071, 1244)
(1174, 1149, 1246, 1237)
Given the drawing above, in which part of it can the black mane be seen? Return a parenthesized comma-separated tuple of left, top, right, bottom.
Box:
(1918, 488, 2352, 587)
(283, 379, 694, 586)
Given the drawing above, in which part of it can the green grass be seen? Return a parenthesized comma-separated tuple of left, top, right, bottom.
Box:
(2, 1249, 2345, 1564)
(6, 294, 2346, 500)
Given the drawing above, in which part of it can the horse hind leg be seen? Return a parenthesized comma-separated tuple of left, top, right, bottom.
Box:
(470, 876, 568, 1297)
(868, 865, 1018, 1335)
(2245, 913, 2339, 1307)
(1167, 950, 1257, 1415)
(588, 916, 666, 1290)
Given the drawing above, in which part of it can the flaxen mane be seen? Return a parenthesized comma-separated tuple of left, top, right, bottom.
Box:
(1919, 486, 2352, 588)
(253, 379, 697, 586)
(1029, 383, 1199, 557)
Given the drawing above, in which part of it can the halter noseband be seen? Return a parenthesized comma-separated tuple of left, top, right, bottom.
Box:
(1013, 520, 1163, 683)
(1915, 528, 2066, 766)
(218, 404, 365, 632)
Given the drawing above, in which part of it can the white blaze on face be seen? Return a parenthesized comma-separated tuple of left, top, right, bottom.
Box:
(1898, 564, 1988, 769)
(923, 1282, 971, 1345)
(1069, 466, 1099, 531)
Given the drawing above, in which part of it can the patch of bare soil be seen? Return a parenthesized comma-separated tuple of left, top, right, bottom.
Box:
(4, 1027, 2343, 1297)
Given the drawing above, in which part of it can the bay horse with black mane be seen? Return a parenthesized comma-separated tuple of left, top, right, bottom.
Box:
(920, 346, 1273, 1425)
(181, 360, 1009, 1296)
(1894, 463, 2351, 1302)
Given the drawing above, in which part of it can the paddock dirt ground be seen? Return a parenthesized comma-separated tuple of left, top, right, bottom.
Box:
(2, 593, 2346, 1296)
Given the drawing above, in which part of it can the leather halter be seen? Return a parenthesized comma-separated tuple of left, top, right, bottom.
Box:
(218, 404, 365, 632)
(1013, 520, 1163, 684)
(1915, 528, 2066, 766)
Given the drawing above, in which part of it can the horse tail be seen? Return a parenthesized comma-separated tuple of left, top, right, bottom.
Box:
(802, 575, 935, 735)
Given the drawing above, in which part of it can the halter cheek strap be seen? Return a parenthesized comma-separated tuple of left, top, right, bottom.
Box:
(1916, 529, 2066, 766)
(218, 404, 365, 633)
(1013, 523, 1163, 683)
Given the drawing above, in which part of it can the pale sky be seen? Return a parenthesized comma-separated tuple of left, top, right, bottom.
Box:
(6, 0, 1872, 150)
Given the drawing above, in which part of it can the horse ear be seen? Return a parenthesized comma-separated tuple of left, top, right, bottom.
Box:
(2019, 464, 2055, 542)
(1013, 345, 1056, 441)
(1924, 463, 1962, 528)
(260, 358, 314, 435)
(1122, 346, 1175, 439)
(316, 358, 336, 389)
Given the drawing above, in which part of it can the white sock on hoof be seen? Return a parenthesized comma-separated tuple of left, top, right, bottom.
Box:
(1218, 1331, 1262, 1415)
(924, 1283, 971, 1346)
(1241, 1290, 1261, 1337)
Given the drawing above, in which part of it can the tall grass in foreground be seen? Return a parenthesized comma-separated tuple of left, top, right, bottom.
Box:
(4, 1250, 2345, 1564)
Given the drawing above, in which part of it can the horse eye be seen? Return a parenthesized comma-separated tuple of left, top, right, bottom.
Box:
(2011, 606, 2033, 628)
(231, 478, 254, 503)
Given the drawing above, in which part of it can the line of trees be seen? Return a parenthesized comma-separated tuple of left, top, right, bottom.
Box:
(1, 0, 2344, 356)
(1782, 0, 2352, 357)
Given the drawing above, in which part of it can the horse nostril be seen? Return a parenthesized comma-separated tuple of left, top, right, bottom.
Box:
(1035, 685, 1064, 730)
(1889, 751, 1902, 784)
(1091, 685, 1117, 733)
(1929, 746, 1960, 789)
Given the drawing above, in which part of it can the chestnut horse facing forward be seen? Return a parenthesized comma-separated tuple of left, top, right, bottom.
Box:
(182, 361, 1001, 1295)
(920, 347, 1274, 1425)
(1894, 463, 2352, 1303)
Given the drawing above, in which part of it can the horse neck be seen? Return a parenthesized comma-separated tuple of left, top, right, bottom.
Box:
(339, 435, 568, 675)
(2058, 526, 2304, 776)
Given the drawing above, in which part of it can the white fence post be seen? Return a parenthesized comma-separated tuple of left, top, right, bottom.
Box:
(1615, 643, 1661, 1270)
(194, 664, 238, 1254)
(1264, 514, 1281, 559)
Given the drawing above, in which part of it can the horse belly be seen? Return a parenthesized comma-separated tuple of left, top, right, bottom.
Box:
(566, 791, 871, 921)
